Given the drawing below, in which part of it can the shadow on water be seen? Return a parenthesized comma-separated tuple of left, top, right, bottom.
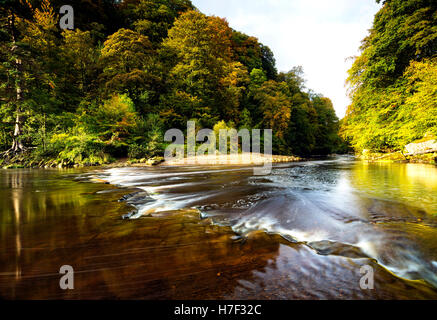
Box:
(0, 158, 437, 299)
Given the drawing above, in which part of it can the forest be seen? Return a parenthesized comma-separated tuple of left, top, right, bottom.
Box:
(342, 0, 437, 156)
(0, 0, 344, 167)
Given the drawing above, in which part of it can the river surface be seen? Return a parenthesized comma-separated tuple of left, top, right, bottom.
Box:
(1, 157, 437, 299)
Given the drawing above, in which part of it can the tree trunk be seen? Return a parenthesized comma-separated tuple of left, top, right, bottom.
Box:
(9, 12, 25, 153)
(11, 105, 24, 152)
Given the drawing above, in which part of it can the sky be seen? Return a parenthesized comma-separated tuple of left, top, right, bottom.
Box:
(191, 0, 382, 118)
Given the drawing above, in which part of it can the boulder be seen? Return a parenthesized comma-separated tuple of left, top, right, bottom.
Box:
(405, 139, 437, 155)
(146, 157, 164, 166)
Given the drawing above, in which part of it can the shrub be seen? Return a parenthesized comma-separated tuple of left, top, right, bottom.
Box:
(49, 128, 110, 165)
(128, 143, 148, 160)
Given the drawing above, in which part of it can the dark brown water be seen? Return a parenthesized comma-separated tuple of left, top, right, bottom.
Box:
(1, 157, 437, 299)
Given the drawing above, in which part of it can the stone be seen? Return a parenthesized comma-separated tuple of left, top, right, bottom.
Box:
(146, 157, 164, 166)
(405, 139, 437, 155)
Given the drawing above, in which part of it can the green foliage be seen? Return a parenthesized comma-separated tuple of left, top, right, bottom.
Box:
(84, 94, 138, 140)
(128, 143, 148, 160)
(47, 129, 109, 166)
(311, 95, 341, 155)
(349, 0, 437, 89)
(239, 108, 253, 130)
(254, 80, 291, 140)
(213, 120, 232, 136)
(0, 0, 345, 166)
(140, 113, 165, 158)
(161, 10, 249, 125)
(343, 0, 437, 153)
(58, 29, 100, 107)
(260, 45, 278, 80)
(120, 0, 194, 44)
(231, 31, 263, 72)
(99, 28, 158, 109)
(213, 120, 237, 153)
(248, 68, 267, 93)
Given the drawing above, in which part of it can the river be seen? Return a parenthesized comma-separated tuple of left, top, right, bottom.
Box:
(1, 156, 437, 299)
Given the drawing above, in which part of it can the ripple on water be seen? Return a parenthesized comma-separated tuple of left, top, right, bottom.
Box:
(92, 158, 437, 295)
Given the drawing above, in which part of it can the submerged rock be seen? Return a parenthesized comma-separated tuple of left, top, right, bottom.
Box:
(118, 190, 154, 206)
(308, 240, 371, 259)
(122, 210, 138, 220)
(90, 178, 110, 184)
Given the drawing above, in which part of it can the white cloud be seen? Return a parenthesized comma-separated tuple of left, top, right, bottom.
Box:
(192, 0, 381, 118)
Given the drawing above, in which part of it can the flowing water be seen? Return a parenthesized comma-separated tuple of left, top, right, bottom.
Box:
(1, 156, 437, 299)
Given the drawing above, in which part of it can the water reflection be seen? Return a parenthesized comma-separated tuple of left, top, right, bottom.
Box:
(352, 162, 437, 214)
(98, 158, 437, 290)
(11, 174, 22, 281)
(0, 159, 436, 299)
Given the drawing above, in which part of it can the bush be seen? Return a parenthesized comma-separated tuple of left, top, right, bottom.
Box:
(49, 128, 111, 165)
(130, 114, 165, 158)
(128, 143, 148, 159)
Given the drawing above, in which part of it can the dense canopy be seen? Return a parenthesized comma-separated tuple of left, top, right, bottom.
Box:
(342, 0, 437, 153)
(0, 0, 344, 167)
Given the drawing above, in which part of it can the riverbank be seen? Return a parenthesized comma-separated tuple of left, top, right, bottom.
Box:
(359, 151, 437, 165)
(124, 153, 302, 168)
(3, 151, 435, 169)
(358, 137, 437, 165)
(1, 152, 302, 169)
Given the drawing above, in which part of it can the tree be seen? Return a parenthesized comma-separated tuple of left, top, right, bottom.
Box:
(99, 28, 158, 111)
(343, 0, 437, 153)
(51, 0, 123, 38)
(162, 10, 248, 127)
(0, 0, 58, 155)
(401, 59, 437, 139)
(278, 66, 306, 93)
(254, 80, 291, 140)
(248, 68, 267, 92)
(230, 31, 262, 72)
(120, 0, 194, 45)
(0, 0, 344, 165)
(311, 95, 340, 154)
(59, 30, 100, 107)
(260, 44, 277, 80)
(239, 108, 253, 130)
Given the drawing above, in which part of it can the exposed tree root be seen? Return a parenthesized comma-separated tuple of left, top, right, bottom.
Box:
(1, 146, 30, 160)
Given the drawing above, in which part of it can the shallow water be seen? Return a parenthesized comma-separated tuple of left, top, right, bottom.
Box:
(1, 157, 437, 299)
